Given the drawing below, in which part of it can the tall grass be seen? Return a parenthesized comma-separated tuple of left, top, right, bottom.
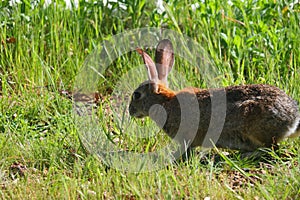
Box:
(0, 0, 299, 199)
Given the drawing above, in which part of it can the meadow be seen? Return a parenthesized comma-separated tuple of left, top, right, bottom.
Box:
(0, 0, 300, 199)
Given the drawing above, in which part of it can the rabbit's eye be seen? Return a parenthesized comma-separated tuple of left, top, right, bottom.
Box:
(132, 92, 141, 100)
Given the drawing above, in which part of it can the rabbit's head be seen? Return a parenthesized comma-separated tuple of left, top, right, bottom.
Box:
(129, 39, 175, 118)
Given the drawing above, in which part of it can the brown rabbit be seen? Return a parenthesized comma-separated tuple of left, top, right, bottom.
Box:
(129, 39, 300, 157)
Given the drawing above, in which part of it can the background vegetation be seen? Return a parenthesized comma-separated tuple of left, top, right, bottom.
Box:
(0, 0, 299, 199)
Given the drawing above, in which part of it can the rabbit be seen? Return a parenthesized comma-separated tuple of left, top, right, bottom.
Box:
(129, 39, 300, 158)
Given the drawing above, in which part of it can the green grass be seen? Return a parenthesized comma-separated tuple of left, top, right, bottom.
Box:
(1, 0, 300, 199)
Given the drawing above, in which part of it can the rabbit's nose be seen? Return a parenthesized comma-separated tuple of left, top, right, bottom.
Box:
(129, 105, 136, 116)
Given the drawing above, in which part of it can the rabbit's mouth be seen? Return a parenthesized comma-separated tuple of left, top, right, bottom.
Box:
(132, 113, 144, 118)
(130, 111, 145, 118)
(129, 105, 146, 118)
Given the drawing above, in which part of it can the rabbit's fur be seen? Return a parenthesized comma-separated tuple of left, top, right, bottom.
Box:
(129, 39, 300, 154)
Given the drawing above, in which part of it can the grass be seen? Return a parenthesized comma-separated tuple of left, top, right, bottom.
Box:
(1, 0, 300, 199)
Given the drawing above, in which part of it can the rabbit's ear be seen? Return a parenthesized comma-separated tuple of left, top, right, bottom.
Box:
(136, 47, 159, 84)
(155, 39, 174, 87)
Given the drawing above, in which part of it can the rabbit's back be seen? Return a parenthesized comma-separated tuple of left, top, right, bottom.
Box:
(161, 84, 300, 152)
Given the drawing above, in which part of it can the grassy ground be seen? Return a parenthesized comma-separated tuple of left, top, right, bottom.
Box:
(1, 0, 300, 199)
